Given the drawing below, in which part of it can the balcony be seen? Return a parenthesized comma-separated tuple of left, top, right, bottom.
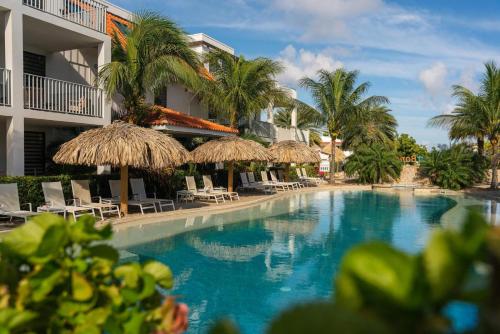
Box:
(244, 120, 310, 144)
(24, 73, 103, 118)
(0, 68, 12, 107)
(23, 0, 107, 33)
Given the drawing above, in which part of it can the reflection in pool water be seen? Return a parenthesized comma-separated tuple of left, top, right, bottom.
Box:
(124, 191, 470, 333)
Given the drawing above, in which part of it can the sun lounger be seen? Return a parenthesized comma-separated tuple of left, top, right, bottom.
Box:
(185, 176, 225, 204)
(203, 175, 239, 201)
(247, 172, 263, 186)
(275, 170, 303, 189)
(261, 171, 288, 191)
(71, 180, 121, 220)
(301, 167, 322, 185)
(40, 182, 94, 220)
(240, 173, 273, 193)
(0, 183, 39, 222)
(130, 178, 175, 212)
(105, 180, 157, 215)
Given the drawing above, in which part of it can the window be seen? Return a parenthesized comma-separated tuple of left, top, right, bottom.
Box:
(23, 52, 46, 77)
(154, 88, 168, 107)
(24, 131, 45, 176)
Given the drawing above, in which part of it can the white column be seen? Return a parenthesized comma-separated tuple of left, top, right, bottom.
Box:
(97, 38, 112, 123)
(267, 103, 274, 124)
(5, 9, 25, 176)
(97, 38, 112, 175)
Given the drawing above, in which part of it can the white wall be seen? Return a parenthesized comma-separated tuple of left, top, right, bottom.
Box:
(46, 48, 98, 85)
(166, 84, 207, 119)
(0, 118, 6, 175)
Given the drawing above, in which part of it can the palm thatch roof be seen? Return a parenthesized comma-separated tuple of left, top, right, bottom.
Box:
(268, 140, 320, 164)
(321, 144, 346, 162)
(190, 136, 273, 163)
(53, 121, 190, 169)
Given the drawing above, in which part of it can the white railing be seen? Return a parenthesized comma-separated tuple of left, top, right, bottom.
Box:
(23, 0, 107, 33)
(24, 73, 103, 118)
(0, 68, 11, 106)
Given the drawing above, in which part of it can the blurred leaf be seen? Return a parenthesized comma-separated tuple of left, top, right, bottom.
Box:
(88, 245, 119, 264)
(268, 302, 390, 334)
(460, 211, 489, 258)
(335, 242, 421, 310)
(114, 263, 141, 288)
(0, 308, 37, 330)
(2, 213, 65, 258)
(143, 261, 174, 289)
(423, 230, 466, 302)
(139, 274, 157, 300)
(208, 319, 240, 334)
(70, 215, 112, 243)
(29, 265, 64, 302)
(72, 272, 94, 302)
(123, 312, 146, 334)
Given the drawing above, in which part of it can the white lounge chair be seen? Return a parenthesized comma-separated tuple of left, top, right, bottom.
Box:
(40, 182, 94, 220)
(278, 169, 304, 189)
(247, 172, 263, 186)
(71, 180, 121, 220)
(202, 175, 239, 201)
(301, 167, 322, 185)
(271, 170, 300, 190)
(185, 176, 225, 204)
(105, 180, 157, 215)
(261, 171, 288, 192)
(0, 183, 39, 222)
(130, 178, 175, 212)
(240, 173, 272, 193)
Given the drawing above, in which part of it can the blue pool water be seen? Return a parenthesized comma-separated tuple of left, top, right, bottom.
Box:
(123, 191, 482, 333)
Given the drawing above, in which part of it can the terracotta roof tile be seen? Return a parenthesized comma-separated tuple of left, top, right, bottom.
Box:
(147, 106, 239, 134)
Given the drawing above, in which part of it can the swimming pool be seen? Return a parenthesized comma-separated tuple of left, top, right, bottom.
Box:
(114, 190, 495, 333)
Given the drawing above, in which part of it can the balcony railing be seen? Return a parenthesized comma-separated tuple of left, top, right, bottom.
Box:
(24, 73, 103, 118)
(0, 68, 11, 106)
(23, 0, 107, 33)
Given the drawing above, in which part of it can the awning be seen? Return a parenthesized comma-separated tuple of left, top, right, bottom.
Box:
(146, 106, 239, 137)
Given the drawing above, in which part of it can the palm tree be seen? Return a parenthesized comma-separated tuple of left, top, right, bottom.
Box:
(344, 143, 402, 184)
(429, 61, 500, 188)
(202, 50, 289, 128)
(342, 102, 397, 150)
(98, 11, 202, 124)
(274, 100, 324, 145)
(300, 69, 389, 183)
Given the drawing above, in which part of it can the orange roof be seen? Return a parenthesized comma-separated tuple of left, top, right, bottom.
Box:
(147, 106, 239, 135)
(106, 12, 130, 47)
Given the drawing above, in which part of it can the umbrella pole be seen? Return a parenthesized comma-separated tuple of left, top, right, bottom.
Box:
(227, 161, 234, 192)
(285, 165, 290, 182)
(120, 165, 129, 215)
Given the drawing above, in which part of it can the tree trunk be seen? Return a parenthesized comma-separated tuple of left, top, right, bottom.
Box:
(227, 161, 234, 192)
(284, 165, 290, 182)
(477, 137, 485, 156)
(120, 165, 129, 215)
(491, 140, 498, 190)
(330, 137, 336, 184)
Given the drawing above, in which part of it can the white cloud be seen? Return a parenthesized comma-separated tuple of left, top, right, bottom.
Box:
(276, 45, 343, 86)
(419, 62, 448, 96)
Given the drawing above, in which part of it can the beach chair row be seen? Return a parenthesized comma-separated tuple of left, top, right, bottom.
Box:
(239, 170, 310, 193)
(178, 175, 240, 204)
(0, 178, 175, 222)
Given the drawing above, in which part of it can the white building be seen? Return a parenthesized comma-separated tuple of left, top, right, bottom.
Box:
(0, 0, 124, 176)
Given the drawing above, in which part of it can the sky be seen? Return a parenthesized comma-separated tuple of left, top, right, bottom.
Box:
(113, 0, 500, 146)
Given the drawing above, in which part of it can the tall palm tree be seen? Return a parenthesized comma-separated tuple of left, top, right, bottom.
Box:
(342, 102, 397, 150)
(429, 61, 500, 188)
(98, 11, 202, 124)
(300, 69, 389, 183)
(202, 50, 289, 128)
(274, 100, 324, 145)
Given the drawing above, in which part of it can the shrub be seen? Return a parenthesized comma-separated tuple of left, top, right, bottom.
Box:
(0, 214, 187, 334)
(212, 211, 500, 334)
(420, 145, 488, 190)
(344, 144, 403, 184)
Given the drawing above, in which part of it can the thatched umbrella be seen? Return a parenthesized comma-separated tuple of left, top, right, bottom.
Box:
(268, 140, 320, 181)
(53, 121, 190, 214)
(321, 144, 345, 162)
(190, 136, 272, 192)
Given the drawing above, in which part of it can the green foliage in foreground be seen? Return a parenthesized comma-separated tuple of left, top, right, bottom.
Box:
(344, 143, 403, 184)
(420, 145, 488, 190)
(0, 214, 178, 334)
(213, 211, 500, 334)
